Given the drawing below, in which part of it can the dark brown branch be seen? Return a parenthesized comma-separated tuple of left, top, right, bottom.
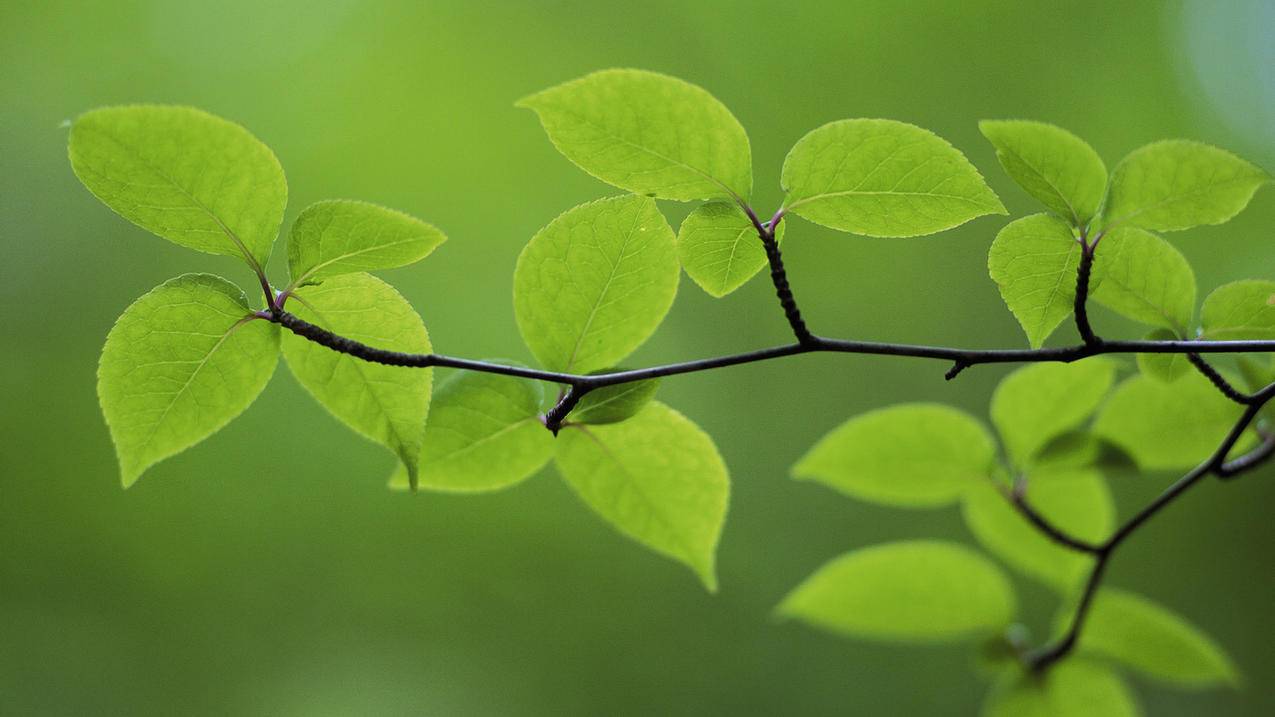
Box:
(1073, 240, 1101, 347)
(1186, 352, 1250, 404)
(1003, 478, 1103, 554)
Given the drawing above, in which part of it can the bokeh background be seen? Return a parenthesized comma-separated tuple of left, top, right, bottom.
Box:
(4, 1, 1274, 714)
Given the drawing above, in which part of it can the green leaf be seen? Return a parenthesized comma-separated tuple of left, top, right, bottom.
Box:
(1237, 355, 1275, 392)
(1200, 279, 1275, 340)
(792, 404, 996, 508)
(69, 105, 286, 268)
(979, 120, 1107, 226)
(1091, 227, 1196, 333)
(1068, 589, 1238, 688)
(1102, 140, 1270, 232)
(287, 200, 446, 286)
(282, 273, 432, 483)
(555, 402, 728, 590)
(988, 214, 1084, 348)
(571, 372, 660, 426)
(778, 540, 1016, 643)
(1137, 329, 1192, 383)
(676, 202, 784, 298)
(1093, 372, 1245, 470)
(388, 367, 552, 493)
(513, 195, 679, 373)
(780, 119, 1005, 237)
(982, 661, 1140, 717)
(98, 274, 279, 487)
(991, 359, 1117, 469)
(962, 470, 1113, 593)
(1032, 432, 1104, 473)
(517, 69, 752, 201)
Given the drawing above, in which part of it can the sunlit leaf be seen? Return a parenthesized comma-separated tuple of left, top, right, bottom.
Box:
(282, 273, 432, 484)
(1102, 140, 1269, 232)
(1136, 329, 1192, 383)
(287, 199, 446, 286)
(1067, 588, 1239, 688)
(779, 541, 1016, 643)
(98, 274, 278, 487)
(676, 202, 783, 298)
(980, 120, 1107, 226)
(69, 105, 286, 268)
(389, 368, 552, 493)
(517, 69, 752, 201)
(982, 661, 1140, 717)
(991, 359, 1116, 468)
(555, 402, 728, 591)
(1200, 279, 1275, 340)
(792, 404, 996, 508)
(987, 214, 1083, 348)
(514, 195, 679, 373)
(1093, 372, 1245, 470)
(571, 371, 659, 426)
(781, 119, 1005, 237)
(962, 470, 1112, 593)
(1091, 227, 1195, 333)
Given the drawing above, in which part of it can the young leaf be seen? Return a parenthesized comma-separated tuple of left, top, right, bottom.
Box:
(778, 541, 1015, 643)
(555, 402, 728, 590)
(792, 404, 996, 508)
(98, 274, 279, 487)
(979, 120, 1107, 226)
(281, 273, 432, 484)
(990, 359, 1117, 469)
(1200, 279, 1275, 340)
(513, 195, 679, 373)
(517, 69, 752, 201)
(388, 368, 552, 493)
(1068, 589, 1239, 688)
(1091, 227, 1196, 333)
(69, 105, 286, 268)
(571, 372, 659, 426)
(1094, 372, 1245, 470)
(1102, 140, 1270, 232)
(982, 661, 1140, 717)
(287, 200, 446, 286)
(988, 214, 1084, 348)
(676, 202, 784, 298)
(780, 119, 1005, 237)
(1137, 329, 1192, 383)
(962, 470, 1113, 593)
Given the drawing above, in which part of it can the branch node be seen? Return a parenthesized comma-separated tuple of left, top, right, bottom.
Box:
(944, 360, 969, 381)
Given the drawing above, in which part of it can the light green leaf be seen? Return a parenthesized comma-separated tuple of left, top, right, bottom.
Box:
(1237, 355, 1275, 393)
(571, 371, 659, 426)
(1068, 589, 1238, 688)
(287, 199, 446, 286)
(388, 367, 552, 493)
(988, 214, 1084, 348)
(1102, 140, 1270, 232)
(979, 120, 1107, 226)
(780, 119, 1005, 237)
(69, 105, 286, 268)
(778, 540, 1016, 643)
(962, 470, 1112, 593)
(1093, 372, 1245, 470)
(517, 69, 752, 201)
(1137, 329, 1192, 383)
(1200, 279, 1275, 340)
(982, 661, 1140, 717)
(676, 202, 784, 298)
(555, 402, 728, 590)
(792, 404, 996, 508)
(282, 273, 432, 483)
(991, 359, 1117, 469)
(1091, 227, 1196, 333)
(98, 274, 279, 487)
(513, 195, 679, 373)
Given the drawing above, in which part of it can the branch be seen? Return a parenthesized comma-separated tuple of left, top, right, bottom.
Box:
(1186, 352, 1250, 404)
(1073, 239, 1101, 346)
(1003, 478, 1103, 554)
(740, 204, 814, 345)
(1028, 389, 1275, 672)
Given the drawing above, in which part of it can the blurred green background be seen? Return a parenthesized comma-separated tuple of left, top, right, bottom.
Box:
(4, 0, 1274, 714)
